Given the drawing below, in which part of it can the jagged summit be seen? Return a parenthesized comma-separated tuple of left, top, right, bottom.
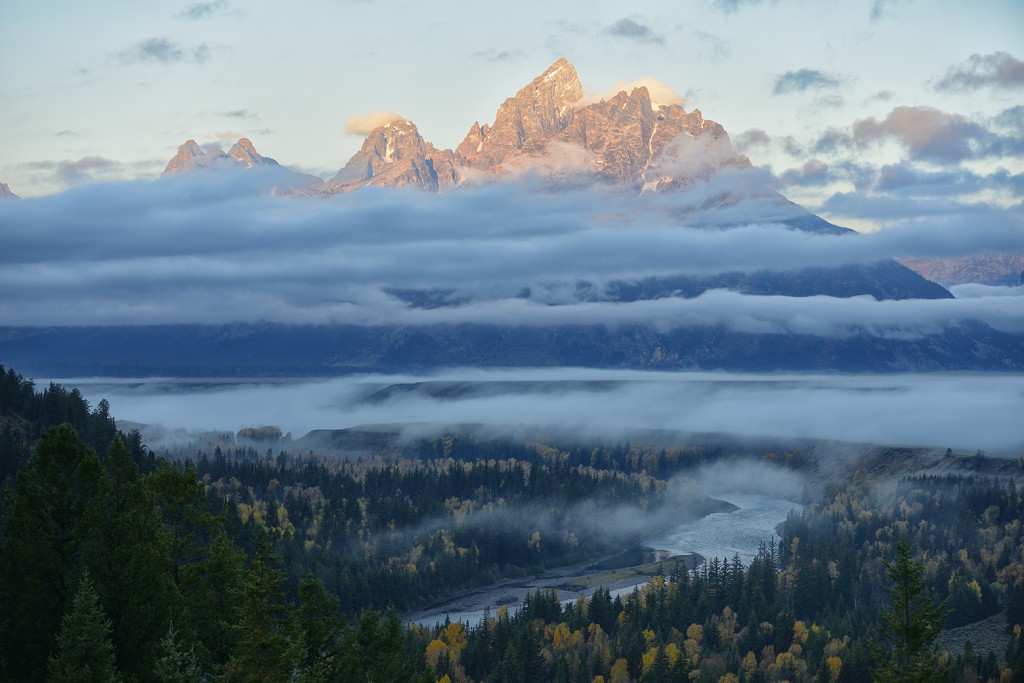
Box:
(326, 57, 747, 193)
(0, 182, 20, 200)
(228, 138, 279, 168)
(325, 119, 458, 193)
(161, 137, 322, 191)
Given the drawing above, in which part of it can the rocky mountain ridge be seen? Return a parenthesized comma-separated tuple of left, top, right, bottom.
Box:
(900, 254, 1024, 287)
(164, 58, 748, 195)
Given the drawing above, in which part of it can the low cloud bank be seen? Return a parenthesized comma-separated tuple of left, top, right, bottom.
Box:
(1, 172, 1022, 333)
(63, 370, 1024, 455)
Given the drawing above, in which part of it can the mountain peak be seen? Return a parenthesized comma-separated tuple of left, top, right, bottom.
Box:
(0, 182, 20, 200)
(228, 138, 277, 168)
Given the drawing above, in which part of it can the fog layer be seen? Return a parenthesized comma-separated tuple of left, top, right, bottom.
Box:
(58, 369, 1024, 455)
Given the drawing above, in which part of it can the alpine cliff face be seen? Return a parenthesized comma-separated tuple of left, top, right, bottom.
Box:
(325, 120, 459, 193)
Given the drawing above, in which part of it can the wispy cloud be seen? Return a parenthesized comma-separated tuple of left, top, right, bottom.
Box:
(712, 0, 769, 14)
(179, 0, 230, 20)
(691, 31, 729, 62)
(605, 18, 664, 45)
(772, 69, 843, 95)
(471, 48, 526, 62)
(936, 52, 1024, 91)
(116, 38, 214, 65)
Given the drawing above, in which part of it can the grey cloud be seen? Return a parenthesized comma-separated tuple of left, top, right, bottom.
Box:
(811, 129, 852, 155)
(471, 48, 526, 62)
(116, 38, 213, 65)
(772, 69, 842, 95)
(1, 171, 1022, 331)
(712, 0, 769, 13)
(870, 0, 901, 21)
(936, 52, 1024, 91)
(17, 156, 122, 187)
(605, 18, 664, 45)
(222, 109, 258, 121)
(732, 129, 771, 154)
(179, 0, 234, 20)
(852, 106, 1020, 164)
(813, 94, 845, 109)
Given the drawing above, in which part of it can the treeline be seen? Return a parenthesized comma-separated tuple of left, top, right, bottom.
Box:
(0, 364, 146, 491)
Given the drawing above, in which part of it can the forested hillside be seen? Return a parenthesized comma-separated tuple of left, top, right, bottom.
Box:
(2, 364, 1024, 682)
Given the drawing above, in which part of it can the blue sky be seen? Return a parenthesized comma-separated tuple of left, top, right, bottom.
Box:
(1, 0, 1022, 231)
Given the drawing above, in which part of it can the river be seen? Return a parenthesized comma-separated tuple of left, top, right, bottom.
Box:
(406, 491, 802, 626)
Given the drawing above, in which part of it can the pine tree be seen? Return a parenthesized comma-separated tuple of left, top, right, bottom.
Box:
(870, 537, 948, 683)
(0, 425, 104, 680)
(46, 570, 121, 683)
(153, 623, 203, 683)
(81, 435, 177, 677)
(222, 537, 301, 683)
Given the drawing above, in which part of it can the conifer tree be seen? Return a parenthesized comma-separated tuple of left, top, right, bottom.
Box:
(47, 570, 121, 683)
(222, 536, 301, 683)
(870, 537, 948, 683)
(153, 623, 203, 683)
(0, 424, 103, 680)
(81, 435, 177, 677)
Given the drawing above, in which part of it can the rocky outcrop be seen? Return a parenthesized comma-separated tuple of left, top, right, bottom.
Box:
(0, 182, 20, 200)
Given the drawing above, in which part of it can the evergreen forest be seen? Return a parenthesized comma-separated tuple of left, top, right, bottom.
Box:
(2, 364, 1024, 682)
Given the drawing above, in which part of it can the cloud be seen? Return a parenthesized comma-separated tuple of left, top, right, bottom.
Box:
(116, 38, 213, 65)
(936, 52, 1024, 91)
(223, 109, 258, 120)
(712, 0, 769, 13)
(690, 31, 730, 62)
(605, 18, 664, 45)
(65, 370, 1024, 455)
(732, 129, 771, 154)
(851, 106, 1023, 164)
(345, 111, 406, 135)
(869, 0, 901, 21)
(2, 172, 1023, 332)
(772, 69, 842, 95)
(14, 156, 144, 188)
(471, 48, 526, 62)
(179, 0, 229, 20)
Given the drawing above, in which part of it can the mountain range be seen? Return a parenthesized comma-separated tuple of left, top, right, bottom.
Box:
(3, 59, 1021, 376)
(159, 58, 1021, 290)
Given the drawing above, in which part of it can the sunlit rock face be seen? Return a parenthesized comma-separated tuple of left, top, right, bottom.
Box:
(325, 120, 459, 193)
(327, 57, 748, 192)
(0, 182, 19, 200)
